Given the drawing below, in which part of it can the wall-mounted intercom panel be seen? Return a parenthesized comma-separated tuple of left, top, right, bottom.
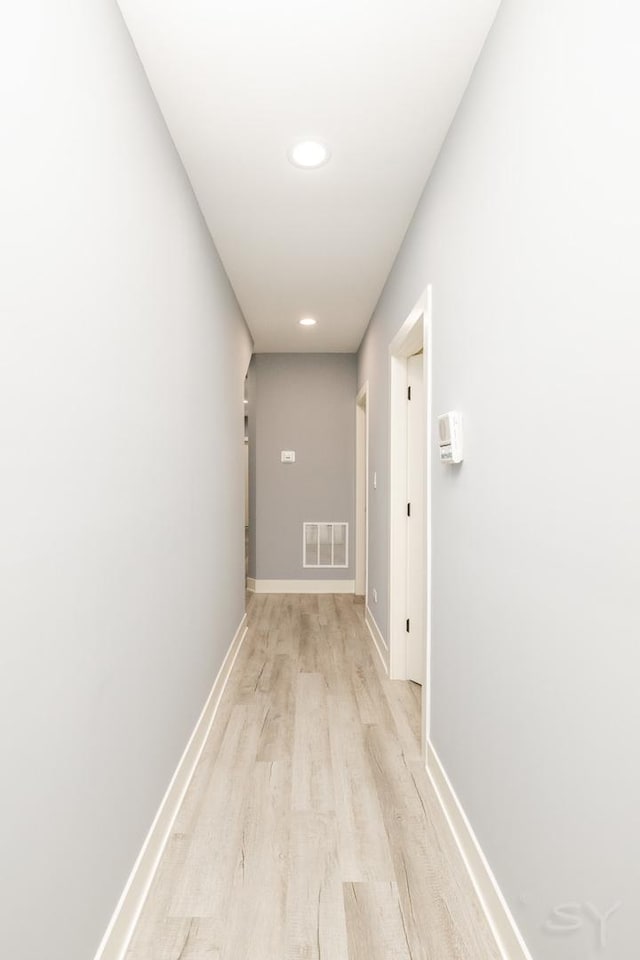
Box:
(438, 411, 463, 464)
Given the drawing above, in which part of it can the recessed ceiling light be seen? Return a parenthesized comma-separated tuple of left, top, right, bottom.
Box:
(299, 317, 317, 327)
(288, 140, 330, 169)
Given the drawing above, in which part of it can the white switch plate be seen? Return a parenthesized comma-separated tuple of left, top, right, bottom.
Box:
(281, 450, 295, 463)
(373, 471, 377, 489)
(373, 588, 378, 603)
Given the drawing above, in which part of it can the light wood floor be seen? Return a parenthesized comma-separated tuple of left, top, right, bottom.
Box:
(126, 594, 501, 960)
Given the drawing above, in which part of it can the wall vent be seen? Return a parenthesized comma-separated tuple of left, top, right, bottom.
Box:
(303, 522, 349, 568)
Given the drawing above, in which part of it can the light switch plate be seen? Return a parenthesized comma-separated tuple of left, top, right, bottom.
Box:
(281, 450, 295, 463)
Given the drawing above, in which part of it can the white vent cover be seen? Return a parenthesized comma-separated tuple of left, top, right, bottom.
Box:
(303, 522, 349, 568)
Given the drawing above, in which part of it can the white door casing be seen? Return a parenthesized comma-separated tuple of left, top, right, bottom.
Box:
(355, 383, 369, 597)
(406, 352, 425, 685)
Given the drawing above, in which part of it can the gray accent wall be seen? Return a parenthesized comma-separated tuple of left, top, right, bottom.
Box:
(358, 1, 640, 958)
(0, 4, 252, 959)
(250, 354, 356, 582)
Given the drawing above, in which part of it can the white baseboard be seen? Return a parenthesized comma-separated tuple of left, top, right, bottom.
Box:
(426, 741, 533, 960)
(93, 613, 249, 960)
(252, 579, 355, 594)
(365, 605, 389, 674)
(246, 577, 256, 592)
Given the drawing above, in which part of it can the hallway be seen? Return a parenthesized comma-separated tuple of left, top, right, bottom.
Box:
(126, 594, 500, 960)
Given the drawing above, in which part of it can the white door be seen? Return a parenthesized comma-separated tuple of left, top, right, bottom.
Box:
(406, 353, 425, 684)
(355, 386, 368, 597)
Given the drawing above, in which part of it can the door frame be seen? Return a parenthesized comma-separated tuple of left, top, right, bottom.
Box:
(355, 381, 369, 598)
(406, 352, 425, 685)
(388, 286, 432, 749)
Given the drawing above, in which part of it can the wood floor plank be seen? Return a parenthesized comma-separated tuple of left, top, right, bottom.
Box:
(328, 692, 395, 882)
(350, 656, 386, 725)
(256, 651, 296, 761)
(382, 678, 422, 759)
(291, 671, 335, 813)
(298, 599, 322, 673)
(285, 812, 349, 960)
(219, 760, 291, 960)
(343, 882, 412, 960)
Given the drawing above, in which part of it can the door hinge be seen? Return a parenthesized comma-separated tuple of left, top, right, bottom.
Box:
(408, 385, 411, 400)
(406, 618, 410, 633)
(407, 502, 411, 517)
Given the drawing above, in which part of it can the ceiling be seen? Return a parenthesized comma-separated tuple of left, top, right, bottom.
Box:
(117, 0, 500, 352)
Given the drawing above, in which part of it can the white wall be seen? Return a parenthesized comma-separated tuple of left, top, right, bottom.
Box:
(0, 4, 252, 959)
(358, 2, 640, 957)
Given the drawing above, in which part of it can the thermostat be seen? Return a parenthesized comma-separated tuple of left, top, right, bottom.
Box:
(438, 412, 463, 464)
(281, 450, 296, 463)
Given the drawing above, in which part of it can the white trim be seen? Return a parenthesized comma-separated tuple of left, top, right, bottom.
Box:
(252, 579, 355, 594)
(365, 605, 389, 674)
(93, 614, 249, 960)
(355, 382, 369, 598)
(426, 741, 533, 960)
(423, 298, 433, 750)
(246, 577, 256, 592)
(389, 346, 409, 680)
(406, 352, 424, 685)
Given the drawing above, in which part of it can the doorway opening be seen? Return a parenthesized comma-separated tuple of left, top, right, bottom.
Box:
(355, 382, 369, 599)
(389, 286, 432, 750)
